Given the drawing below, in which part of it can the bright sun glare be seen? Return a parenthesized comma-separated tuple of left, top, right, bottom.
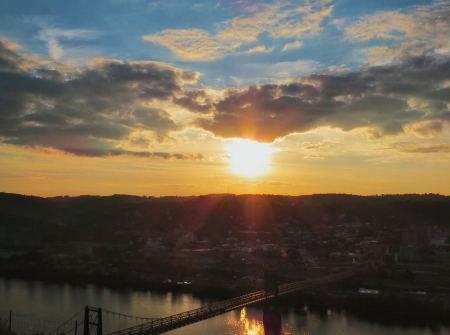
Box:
(226, 139, 273, 177)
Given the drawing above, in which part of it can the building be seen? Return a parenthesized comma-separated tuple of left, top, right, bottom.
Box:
(363, 244, 387, 260)
(402, 226, 431, 247)
(399, 245, 421, 262)
(358, 288, 379, 294)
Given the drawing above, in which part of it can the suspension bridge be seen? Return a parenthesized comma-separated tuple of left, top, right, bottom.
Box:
(3, 265, 364, 335)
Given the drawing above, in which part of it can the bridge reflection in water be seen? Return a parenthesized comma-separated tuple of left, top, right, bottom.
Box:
(263, 305, 281, 335)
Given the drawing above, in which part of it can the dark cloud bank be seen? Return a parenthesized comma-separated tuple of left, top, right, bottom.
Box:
(186, 56, 450, 142)
(0, 40, 204, 159)
(1, 39, 450, 159)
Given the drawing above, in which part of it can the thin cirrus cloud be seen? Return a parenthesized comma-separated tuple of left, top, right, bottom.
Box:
(345, 2, 450, 63)
(236, 180, 296, 187)
(242, 45, 274, 55)
(143, 29, 228, 61)
(387, 142, 450, 154)
(142, 1, 332, 61)
(282, 41, 302, 51)
(37, 28, 101, 60)
(0, 40, 205, 160)
(189, 55, 450, 142)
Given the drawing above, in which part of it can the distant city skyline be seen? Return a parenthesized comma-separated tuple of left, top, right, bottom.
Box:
(1, 0, 450, 196)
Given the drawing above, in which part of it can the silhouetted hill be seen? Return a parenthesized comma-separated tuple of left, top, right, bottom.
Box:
(1, 192, 450, 246)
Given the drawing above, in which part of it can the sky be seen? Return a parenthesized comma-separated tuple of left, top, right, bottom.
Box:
(1, 0, 450, 197)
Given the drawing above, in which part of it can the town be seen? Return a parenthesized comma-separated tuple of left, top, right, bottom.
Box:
(1, 192, 450, 302)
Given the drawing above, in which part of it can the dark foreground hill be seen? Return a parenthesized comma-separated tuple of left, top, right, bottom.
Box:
(1, 192, 450, 246)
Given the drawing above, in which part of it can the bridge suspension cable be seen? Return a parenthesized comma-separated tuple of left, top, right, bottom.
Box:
(102, 309, 158, 322)
(48, 307, 86, 335)
(0, 307, 85, 335)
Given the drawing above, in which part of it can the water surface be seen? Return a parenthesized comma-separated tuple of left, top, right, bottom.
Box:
(0, 277, 448, 335)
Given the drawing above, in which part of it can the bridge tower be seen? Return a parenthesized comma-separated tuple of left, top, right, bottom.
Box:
(83, 306, 102, 335)
(263, 269, 281, 335)
(264, 269, 278, 299)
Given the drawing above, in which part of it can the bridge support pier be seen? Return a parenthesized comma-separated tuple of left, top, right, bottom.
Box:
(263, 269, 281, 335)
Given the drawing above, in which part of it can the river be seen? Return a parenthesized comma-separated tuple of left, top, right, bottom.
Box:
(0, 277, 448, 335)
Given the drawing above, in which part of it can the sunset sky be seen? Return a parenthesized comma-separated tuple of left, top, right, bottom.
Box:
(1, 0, 450, 197)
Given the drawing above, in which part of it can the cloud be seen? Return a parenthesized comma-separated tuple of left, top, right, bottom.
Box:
(173, 90, 214, 114)
(143, 29, 228, 61)
(282, 41, 302, 51)
(303, 153, 325, 159)
(243, 45, 274, 54)
(35, 144, 207, 159)
(216, 4, 285, 43)
(229, 60, 316, 85)
(0, 39, 22, 51)
(387, 142, 450, 154)
(0, 39, 22, 70)
(404, 120, 444, 138)
(331, 18, 345, 28)
(0, 40, 201, 156)
(327, 64, 350, 72)
(189, 55, 450, 142)
(270, 5, 333, 38)
(143, 1, 332, 60)
(302, 141, 332, 150)
(236, 180, 296, 187)
(36, 25, 101, 61)
(345, 2, 450, 63)
(217, 2, 332, 42)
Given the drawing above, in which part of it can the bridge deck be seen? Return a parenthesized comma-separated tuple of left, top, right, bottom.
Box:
(107, 266, 364, 335)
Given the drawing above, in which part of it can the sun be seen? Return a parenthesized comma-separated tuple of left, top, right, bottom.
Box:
(226, 139, 273, 177)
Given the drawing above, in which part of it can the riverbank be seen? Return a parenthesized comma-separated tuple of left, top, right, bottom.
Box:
(0, 265, 249, 300)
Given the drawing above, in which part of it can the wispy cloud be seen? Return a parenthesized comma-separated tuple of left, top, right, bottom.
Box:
(37, 26, 101, 61)
(345, 2, 450, 63)
(236, 180, 296, 187)
(230, 59, 316, 85)
(327, 64, 350, 72)
(303, 153, 325, 159)
(282, 40, 302, 51)
(143, 0, 332, 61)
(242, 45, 274, 54)
(143, 29, 227, 61)
(33, 142, 207, 159)
(387, 142, 450, 154)
(302, 141, 333, 150)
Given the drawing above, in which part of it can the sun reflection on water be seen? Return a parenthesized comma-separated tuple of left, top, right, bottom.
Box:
(230, 308, 294, 335)
(236, 308, 265, 335)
